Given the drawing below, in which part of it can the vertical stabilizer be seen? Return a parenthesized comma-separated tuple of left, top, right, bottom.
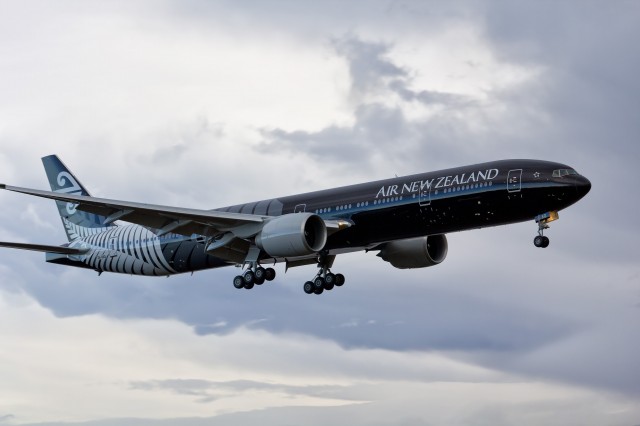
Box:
(41, 155, 115, 242)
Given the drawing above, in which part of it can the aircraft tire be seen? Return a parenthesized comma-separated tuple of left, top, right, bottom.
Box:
(541, 236, 550, 248)
(303, 281, 314, 294)
(243, 270, 255, 285)
(265, 268, 276, 281)
(233, 276, 244, 289)
(313, 277, 324, 290)
(255, 267, 266, 282)
(324, 273, 335, 290)
(313, 287, 324, 295)
(534, 236, 543, 247)
(335, 274, 345, 286)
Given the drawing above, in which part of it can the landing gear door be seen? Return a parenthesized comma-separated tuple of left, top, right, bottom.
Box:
(508, 169, 522, 193)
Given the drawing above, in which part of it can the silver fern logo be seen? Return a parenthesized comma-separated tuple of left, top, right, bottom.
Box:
(55, 171, 82, 215)
(62, 217, 110, 241)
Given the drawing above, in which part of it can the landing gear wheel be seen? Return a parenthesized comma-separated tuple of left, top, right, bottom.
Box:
(303, 281, 314, 294)
(534, 235, 544, 247)
(233, 275, 244, 289)
(254, 267, 266, 282)
(313, 277, 325, 290)
(243, 270, 255, 285)
(265, 268, 276, 281)
(534, 235, 550, 248)
(335, 273, 345, 287)
(244, 282, 254, 290)
(313, 287, 324, 295)
(324, 273, 335, 290)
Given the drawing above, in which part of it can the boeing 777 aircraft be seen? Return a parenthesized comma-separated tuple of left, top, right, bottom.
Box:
(0, 155, 590, 295)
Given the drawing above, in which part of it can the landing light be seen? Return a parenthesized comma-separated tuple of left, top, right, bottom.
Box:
(535, 211, 559, 224)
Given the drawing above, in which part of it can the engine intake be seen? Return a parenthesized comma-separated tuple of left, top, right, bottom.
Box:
(256, 213, 327, 258)
(378, 235, 448, 269)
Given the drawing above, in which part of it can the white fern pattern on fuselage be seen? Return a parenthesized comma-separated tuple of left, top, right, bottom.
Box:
(64, 218, 177, 275)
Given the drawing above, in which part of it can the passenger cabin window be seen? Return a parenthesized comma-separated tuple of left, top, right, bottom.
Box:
(552, 169, 578, 178)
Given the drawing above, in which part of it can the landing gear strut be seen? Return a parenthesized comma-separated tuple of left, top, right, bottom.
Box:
(534, 211, 558, 248)
(303, 252, 345, 295)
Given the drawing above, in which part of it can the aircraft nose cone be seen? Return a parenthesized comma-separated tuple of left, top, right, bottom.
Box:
(576, 176, 592, 199)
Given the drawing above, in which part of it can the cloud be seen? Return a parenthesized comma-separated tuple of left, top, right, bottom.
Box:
(0, 415, 15, 424)
(0, 0, 639, 423)
(2, 293, 639, 426)
(129, 379, 361, 404)
(333, 36, 407, 96)
(260, 33, 543, 177)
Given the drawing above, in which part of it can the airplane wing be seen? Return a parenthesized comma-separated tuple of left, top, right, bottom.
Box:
(0, 184, 351, 242)
(0, 241, 88, 255)
(0, 183, 266, 238)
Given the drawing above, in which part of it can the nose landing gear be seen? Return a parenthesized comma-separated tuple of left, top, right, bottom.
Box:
(533, 211, 558, 248)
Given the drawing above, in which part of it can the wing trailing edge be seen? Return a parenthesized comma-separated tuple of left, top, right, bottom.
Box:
(1, 184, 266, 237)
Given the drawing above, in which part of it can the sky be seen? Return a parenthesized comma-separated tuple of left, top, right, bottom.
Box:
(0, 0, 639, 424)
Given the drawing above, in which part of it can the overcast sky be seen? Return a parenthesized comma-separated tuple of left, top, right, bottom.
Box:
(0, 1, 639, 425)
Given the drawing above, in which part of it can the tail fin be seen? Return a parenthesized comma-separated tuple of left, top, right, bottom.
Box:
(41, 155, 115, 242)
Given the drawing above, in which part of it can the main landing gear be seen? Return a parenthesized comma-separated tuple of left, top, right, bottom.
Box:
(233, 265, 276, 290)
(533, 211, 559, 248)
(233, 246, 276, 290)
(303, 252, 346, 295)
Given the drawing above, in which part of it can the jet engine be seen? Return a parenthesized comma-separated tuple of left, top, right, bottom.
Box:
(255, 213, 327, 258)
(377, 235, 448, 269)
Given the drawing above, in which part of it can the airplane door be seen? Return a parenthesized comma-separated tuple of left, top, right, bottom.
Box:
(419, 185, 431, 206)
(507, 169, 522, 193)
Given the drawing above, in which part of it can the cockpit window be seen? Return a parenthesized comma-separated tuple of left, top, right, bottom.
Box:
(552, 169, 578, 178)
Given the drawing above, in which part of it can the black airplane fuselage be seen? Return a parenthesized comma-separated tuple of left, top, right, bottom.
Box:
(92, 159, 589, 275)
(219, 159, 590, 252)
(3, 157, 591, 285)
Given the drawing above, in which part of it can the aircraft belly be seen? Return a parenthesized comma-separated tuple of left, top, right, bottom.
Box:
(161, 240, 228, 274)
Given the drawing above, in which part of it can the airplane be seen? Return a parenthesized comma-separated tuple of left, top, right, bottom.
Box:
(0, 155, 591, 295)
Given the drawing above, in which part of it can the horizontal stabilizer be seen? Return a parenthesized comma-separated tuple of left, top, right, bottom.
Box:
(0, 241, 87, 255)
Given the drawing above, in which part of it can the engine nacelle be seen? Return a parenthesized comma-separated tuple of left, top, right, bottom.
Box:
(255, 213, 327, 258)
(378, 235, 448, 269)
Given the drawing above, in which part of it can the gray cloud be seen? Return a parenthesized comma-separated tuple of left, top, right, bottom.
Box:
(129, 379, 360, 404)
(18, 389, 640, 426)
(332, 36, 407, 96)
(261, 102, 410, 163)
(3, 15, 640, 397)
(260, 35, 483, 171)
(1, 0, 640, 422)
(388, 80, 472, 107)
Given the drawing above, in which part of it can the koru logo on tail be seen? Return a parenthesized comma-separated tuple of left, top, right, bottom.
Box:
(55, 171, 82, 215)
